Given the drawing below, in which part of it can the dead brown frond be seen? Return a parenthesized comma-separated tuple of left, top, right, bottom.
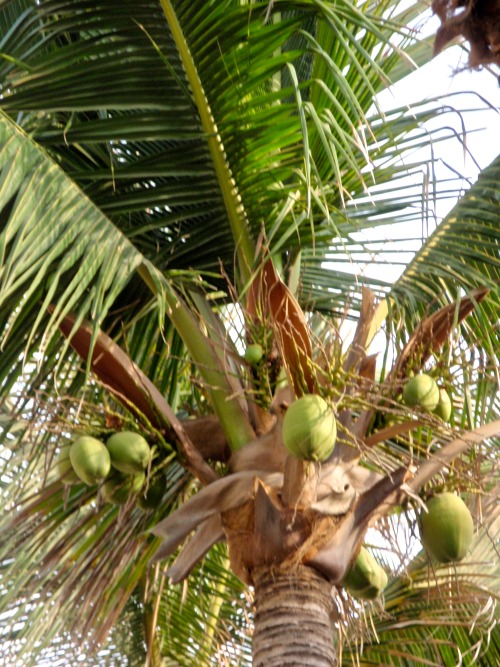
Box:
(432, 0, 500, 68)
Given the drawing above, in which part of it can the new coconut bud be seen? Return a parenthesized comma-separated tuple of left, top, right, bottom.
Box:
(244, 343, 263, 365)
(419, 492, 474, 563)
(282, 394, 337, 462)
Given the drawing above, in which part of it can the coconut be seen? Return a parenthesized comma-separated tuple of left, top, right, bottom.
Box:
(101, 471, 145, 505)
(342, 547, 388, 600)
(106, 431, 151, 474)
(244, 343, 263, 365)
(69, 436, 111, 485)
(433, 388, 452, 422)
(420, 493, 474, 562)
(56, 444, 81, 485)
(282, 394, 337, 462)
(402, 374, 440, 411)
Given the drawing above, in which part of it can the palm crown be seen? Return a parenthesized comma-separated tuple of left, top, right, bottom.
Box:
(0, 1, 498, 665)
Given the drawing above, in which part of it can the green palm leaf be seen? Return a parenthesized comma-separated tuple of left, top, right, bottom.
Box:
(396, 153, 500, 303)
(0, 110, 160, 389)
(0, 0, 454, 281)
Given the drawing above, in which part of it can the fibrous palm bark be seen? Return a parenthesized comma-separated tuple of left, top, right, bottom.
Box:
(253, 565, 336, 667)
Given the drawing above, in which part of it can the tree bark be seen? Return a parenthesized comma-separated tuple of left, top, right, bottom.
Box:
(252, 564, 337, 667)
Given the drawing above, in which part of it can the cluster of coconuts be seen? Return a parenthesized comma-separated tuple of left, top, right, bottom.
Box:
(340, 496, 474, 599)
(280, 373, 452, 464)
(388, 373, 474, 564)
(402, 373, 452, 421)
(402, 379, 474, 560)
(340, 493, 474, 600)
(276, 391, 472, 600)
(57, 431, 165, 509)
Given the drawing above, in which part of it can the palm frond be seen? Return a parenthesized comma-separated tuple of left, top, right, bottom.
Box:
(155, 542, 251, 666)
(0, 391, 190, 666)
(0, 109, 166, 391)
(0, 0, 493, 337)
(0, 0, 449, 282)
(395, 152, 500, 299)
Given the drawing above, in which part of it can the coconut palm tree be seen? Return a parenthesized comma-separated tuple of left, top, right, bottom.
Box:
(0, 1, 498, 665)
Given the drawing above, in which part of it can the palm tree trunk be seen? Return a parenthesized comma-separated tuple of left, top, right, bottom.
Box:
(252, 564, 337, 666)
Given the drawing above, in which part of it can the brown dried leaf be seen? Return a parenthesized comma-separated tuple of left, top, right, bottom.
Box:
(358, 353, 378, 384)
(364, 419, 424, 447)
(432, 0, 500, 67)
(305, 467, 409, 583)
(150, 471, 283, 561)
(246, 256, 316, 396)
(229, 419, 287, 474)
(167, 515, 225, 583)
(343, 287, 378, 375)
(264, 260, 316, 396)
(281, 455, 319, 509)
(182, 415, 230, 462)
(392, 287, 489, 382)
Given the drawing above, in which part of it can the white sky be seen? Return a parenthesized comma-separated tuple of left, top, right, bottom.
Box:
(327, 38, 500, 285)
(333, 16, 500, 351)
(380, 46, 500, 181)
(391, 2, 500, 181)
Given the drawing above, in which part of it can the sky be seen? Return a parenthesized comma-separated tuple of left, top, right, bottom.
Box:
(332, 14, 500, 355)
(382, 8, 500, 228)
(390, 1, 500, 183)
(329, 36, 500, 285)
(380, 44, 500, 183)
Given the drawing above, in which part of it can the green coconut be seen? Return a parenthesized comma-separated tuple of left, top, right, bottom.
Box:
(244, 343, 264, 365)
(106, 431, 151, 474)
(69, 436, 111, 485)
(433, 388, 452, 422)
(282, 394, 337, 462)
(137, 471, 167, 510)
(101, 471, 146, 505)
(402, 373, 440, 411)
(56, 444, 81, 485)
(342, 547, 388, 600)
(420, 493, 474, 563)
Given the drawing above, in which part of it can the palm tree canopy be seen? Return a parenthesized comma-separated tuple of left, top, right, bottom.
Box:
(0, 1, 498, 665)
